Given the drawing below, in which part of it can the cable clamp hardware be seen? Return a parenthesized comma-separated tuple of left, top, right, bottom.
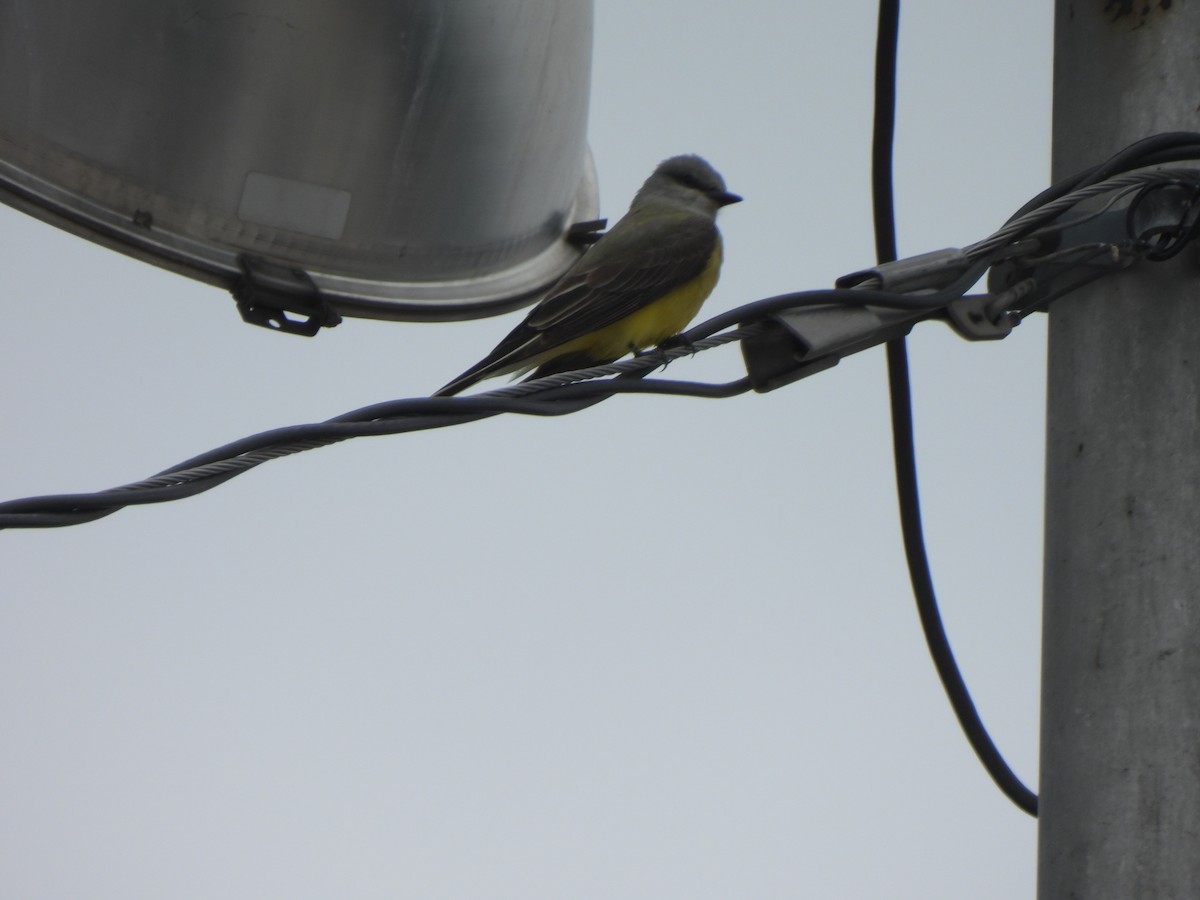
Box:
(233, 254, 342, 336)
(741, 304, 925, 393)
(566, 218, 608, 246)
(836, 247, 970, 293)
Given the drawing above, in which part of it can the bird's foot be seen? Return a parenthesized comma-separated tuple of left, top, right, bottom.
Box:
(631, 343, 673, 372)
(657, 333, 698, 358)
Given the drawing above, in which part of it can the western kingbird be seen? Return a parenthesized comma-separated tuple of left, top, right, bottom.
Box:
(434, 154, 741, 396)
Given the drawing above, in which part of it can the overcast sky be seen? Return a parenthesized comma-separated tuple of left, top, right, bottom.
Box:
(2, 3, 1051, 897)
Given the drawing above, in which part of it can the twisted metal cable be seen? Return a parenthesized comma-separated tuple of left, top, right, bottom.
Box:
(965, 168, 1200, 262)
(0, 323, 768, 528)
(5, 160, 1200, 530)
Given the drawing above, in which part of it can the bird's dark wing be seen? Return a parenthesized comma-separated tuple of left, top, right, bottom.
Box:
(526, 212, 717, 341)
(433, 211, 716, 396)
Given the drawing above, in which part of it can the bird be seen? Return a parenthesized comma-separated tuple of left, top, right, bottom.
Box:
(433, 154, 741, 396)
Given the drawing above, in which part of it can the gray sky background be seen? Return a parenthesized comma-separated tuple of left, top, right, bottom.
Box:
(2, 3, 1051, 897)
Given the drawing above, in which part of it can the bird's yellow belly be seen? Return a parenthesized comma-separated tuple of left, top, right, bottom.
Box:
(556, 240, 723, 363)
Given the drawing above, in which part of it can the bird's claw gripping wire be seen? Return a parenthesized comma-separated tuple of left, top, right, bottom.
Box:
(631, 334, 696, 373)
(657, 332, 700, 357)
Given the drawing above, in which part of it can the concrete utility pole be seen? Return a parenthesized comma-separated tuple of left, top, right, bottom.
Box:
(1040, 3, 1200, 899)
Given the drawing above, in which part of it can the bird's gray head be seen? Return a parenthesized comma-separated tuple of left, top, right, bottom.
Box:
(635, 154, 742, 214)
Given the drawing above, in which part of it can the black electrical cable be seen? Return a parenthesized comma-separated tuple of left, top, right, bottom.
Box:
(872, 0, 1039, 816)
(872, 0, 900, 266)
(1, 279, 1009, 530)
(1, 172, 1161, 531)
(0, 368, 760, 528)
(1008, 132, 1200, 222)
(3, 122, 1193, 537)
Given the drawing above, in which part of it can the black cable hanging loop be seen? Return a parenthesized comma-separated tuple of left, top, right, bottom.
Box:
(871, 0, 1038, 817)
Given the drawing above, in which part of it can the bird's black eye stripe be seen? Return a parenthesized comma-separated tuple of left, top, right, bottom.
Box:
(673, 172, 703, 189)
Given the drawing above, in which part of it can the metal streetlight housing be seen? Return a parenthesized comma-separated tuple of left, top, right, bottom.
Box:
(0, 1, 597, 328)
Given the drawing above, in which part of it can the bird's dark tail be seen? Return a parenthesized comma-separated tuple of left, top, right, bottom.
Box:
(432, 369, 485, 397)
(433, 349, 611, 397)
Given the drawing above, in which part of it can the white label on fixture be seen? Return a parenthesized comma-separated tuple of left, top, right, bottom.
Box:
(238, 172, 351, 240)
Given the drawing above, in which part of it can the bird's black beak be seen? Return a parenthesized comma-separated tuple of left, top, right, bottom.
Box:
(714, 190, 743, 207)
